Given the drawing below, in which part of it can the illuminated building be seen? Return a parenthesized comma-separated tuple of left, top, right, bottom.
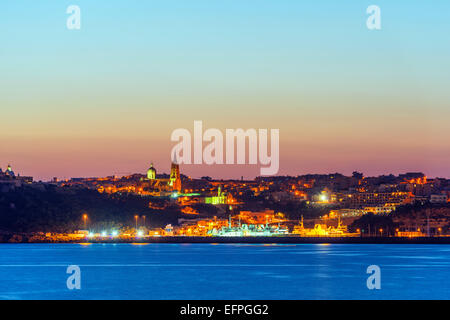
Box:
(328, 208, 365, 218)
(0, 164, 33, 190)
(141, 158, 182, 193)
(147, 163, 156, 180)
(399, 172, 427, 184)
(164, 224, 174, 236)
(169, 163, 181, 193)
(396, 230, 426, 237)
(94, 158, 183, 196)
(5, 164, 15, 177)
(204, 186, 235, 205)
(348, 192, 412, 208)
(238, 210, 285, 225)
(181, 206, 199, 214)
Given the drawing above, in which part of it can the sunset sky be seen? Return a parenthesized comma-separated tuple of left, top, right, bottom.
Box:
(1, 1, 449, 181)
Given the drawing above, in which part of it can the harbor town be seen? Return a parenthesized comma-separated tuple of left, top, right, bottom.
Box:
(1, 162, 449, 243)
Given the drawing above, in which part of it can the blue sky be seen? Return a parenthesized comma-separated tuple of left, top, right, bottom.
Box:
(1, 1, 449, 180)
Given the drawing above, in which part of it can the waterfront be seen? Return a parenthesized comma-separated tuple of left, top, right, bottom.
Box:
(0, 243, 449, 300)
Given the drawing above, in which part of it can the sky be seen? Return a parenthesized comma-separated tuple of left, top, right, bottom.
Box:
(1, 1, 449, 181)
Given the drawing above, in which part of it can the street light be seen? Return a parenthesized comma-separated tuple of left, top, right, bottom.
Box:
(82, 214, 88, 230)
(134, 215, 139, 230)
(142, 215, 146, 228)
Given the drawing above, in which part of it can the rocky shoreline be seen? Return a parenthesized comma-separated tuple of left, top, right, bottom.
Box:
(2, 234, 450, 244)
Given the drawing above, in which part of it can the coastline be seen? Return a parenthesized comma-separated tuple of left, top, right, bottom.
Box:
(2, 236, 450, 244)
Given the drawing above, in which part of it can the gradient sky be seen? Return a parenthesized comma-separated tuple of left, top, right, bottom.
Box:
(1, 1, 449, 181)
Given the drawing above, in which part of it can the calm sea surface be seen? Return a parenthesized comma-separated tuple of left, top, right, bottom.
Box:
(0, 243, 449, 300)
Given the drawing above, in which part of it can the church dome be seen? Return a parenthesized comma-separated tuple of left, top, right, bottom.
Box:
(5, 164, 15, 177)
(147, 163, 156, 180)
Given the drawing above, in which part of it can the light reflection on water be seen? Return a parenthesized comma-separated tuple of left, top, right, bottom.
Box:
(0, 243, 449, 300)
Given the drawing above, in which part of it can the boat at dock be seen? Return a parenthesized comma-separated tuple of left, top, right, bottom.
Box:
(208, 216, 289, 237)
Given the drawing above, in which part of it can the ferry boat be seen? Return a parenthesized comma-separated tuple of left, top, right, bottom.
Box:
(208, 216, 289, 237)
(292, 215, 358, 237)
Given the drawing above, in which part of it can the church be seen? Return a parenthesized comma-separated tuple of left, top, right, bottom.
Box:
(143, 159, 182, 194)
(0, 164, 16, 179)
(0, 164, 33, 191)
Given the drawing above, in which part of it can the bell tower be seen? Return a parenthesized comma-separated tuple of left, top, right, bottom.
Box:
(169, 155, 181, 192)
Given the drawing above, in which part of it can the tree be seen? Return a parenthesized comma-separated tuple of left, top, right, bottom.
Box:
(348, 213, 398, 236)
